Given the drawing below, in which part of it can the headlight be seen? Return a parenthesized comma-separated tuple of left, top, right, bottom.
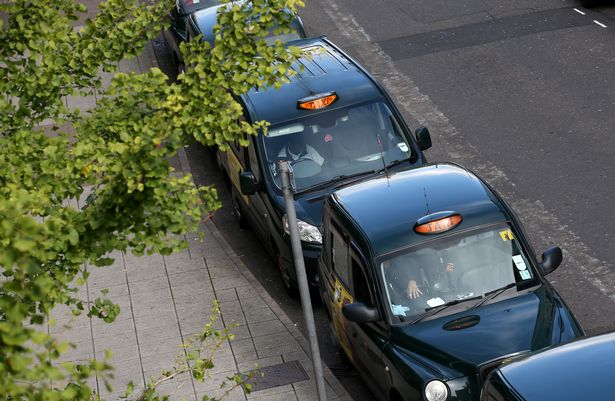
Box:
(424, 380, 449, 401)
(282, 214, 322, 244)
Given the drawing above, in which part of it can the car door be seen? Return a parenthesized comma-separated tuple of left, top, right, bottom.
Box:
(348, 247, 390, 399)
(244, 135, 271, 243)
(164, 1, 188, 58)
(328, 222, 354, 362)
(225, 137, 255, 225)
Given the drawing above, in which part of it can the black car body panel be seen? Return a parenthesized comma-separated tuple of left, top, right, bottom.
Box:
(482, 331, 615, 401)
(319, 163, 583, 401)
(217, 37, 430, 290)
(164, 0, 306, 66)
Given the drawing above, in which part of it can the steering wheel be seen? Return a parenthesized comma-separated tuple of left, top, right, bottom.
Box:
(287, 158, 321, 178)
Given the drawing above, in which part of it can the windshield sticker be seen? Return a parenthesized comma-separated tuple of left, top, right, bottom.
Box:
(478, 231, 495, 239)
(397, 142, 408, 152)
(427, 297, 445, 308)
(391, 304, 410, 316)
(499, 229, 515, 241)
(324, 134, 333, 142)
(512, 255, 527, 270)
(519, 270, 531, 280)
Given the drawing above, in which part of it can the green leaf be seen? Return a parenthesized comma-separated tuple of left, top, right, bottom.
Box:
(125, 380, 134, 397)
(13, 239, 36, 252)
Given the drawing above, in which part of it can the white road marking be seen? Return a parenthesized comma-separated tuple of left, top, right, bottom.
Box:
(573, 8, 586, 15)
(594, 20, 608, 28)
(320, 1, 615, 306)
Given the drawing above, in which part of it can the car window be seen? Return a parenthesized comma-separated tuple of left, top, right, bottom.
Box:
(262, 100, 414, 191)
(331, 227, 350, 286)
(195, 5, 304, 46)
(179, 0, 220, 15)
(380, 224, 536, 321)
(352, 257, 373, 306)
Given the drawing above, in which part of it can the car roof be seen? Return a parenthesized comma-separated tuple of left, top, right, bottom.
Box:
(178, 0, 220, 16)
(331, 163, 509, 257)
(190, 3, 304, 46)
(498, 332, 615, 400)
(243, 37, 384, 126)
(190, 3, 230, 44)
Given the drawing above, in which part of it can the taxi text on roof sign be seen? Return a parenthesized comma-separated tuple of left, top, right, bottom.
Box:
(297, 92, 338, 110)
(415, 213, 462, 235)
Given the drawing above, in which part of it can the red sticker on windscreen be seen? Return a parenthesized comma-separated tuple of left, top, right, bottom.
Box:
(324, 134, 333, 142)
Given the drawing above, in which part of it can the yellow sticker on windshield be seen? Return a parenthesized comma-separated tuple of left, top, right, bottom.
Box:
(500, 229, 515, 241)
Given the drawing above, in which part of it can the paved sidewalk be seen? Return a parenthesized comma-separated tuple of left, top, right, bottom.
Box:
(47, 43, 352, 401)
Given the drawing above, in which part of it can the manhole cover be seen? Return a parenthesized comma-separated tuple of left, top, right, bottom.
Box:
(243, 360, 309, 392)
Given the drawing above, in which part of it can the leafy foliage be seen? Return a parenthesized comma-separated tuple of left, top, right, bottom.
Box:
(0, 0, 303, 399)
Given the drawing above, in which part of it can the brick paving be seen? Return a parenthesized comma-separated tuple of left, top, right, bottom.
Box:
(45, 43, 352, 401)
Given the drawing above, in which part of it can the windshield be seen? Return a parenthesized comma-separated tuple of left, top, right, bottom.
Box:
(262, 101, 415, 192)
(380, 225, 536, 322)
(198, 6, 304, 45)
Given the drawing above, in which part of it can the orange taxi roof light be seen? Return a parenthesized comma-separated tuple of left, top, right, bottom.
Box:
(415, 214, 462, 235)
(297, 92, 338, 110)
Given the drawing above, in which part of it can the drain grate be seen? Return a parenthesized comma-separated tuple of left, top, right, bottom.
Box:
(243, 360, 309, 392)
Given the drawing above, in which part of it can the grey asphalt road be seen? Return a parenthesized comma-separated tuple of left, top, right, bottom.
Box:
(299, 0, 615, 335)
(153, 0, 615, 399)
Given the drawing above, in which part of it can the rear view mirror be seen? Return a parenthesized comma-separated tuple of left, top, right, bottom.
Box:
(540, 246, 562, 275)
(415, 126, 432, 151)
(239, 172, 259, 195)
(342, 302, 380, 323)
(175, 0, 186, 15)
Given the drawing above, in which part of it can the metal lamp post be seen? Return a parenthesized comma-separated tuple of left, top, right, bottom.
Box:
(278, 160, 327, 401)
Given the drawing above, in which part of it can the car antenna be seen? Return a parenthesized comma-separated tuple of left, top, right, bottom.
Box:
(376, 134, 390, 184)
(423, 187, 430, 215)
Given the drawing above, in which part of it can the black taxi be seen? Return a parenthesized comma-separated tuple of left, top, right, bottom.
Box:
(163, 0, 221, 72)
(319, 163, 583, 401)
(481, 331, 615, 401)
(163, 0, 306, 74)
(217, 37, 432, 294)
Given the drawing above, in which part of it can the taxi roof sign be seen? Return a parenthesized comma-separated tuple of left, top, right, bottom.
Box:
(414, 211, 462, 235)
(297, 92, 338, 110)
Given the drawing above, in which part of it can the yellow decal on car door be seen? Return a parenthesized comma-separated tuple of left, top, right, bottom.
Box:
(331, 277, 354, 361)
(227, 150, 250, 205)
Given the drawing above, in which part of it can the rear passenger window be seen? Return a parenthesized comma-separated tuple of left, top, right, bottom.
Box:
(331, 228, 350, 286)
(352, 257, 373, 306)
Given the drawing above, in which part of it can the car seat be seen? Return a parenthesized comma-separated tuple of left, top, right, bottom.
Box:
(333, 107, 381, 161)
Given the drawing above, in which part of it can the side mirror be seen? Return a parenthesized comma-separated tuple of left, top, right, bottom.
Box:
(175, 0, 186, 15)
(415, 126, 432, 151)
(539, 246, 562, 275)
(342, 302, 380, 323)
(239, 172, 259, 195)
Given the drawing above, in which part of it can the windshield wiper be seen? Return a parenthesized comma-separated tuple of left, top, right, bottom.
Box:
(295, 170, 377, 196)
(471, 283, 517, 309)
(410, 295, 483, 324)
(375, 157, 414, 174)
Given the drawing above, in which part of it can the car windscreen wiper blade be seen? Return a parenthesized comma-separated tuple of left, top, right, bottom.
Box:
(471, 282, 517, 309)
(295, 170, 376, 196)
(376, 157, 412, 174)
(410, 295, 483, 324)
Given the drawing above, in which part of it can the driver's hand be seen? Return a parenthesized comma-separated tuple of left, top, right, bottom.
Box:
(406, 280, 423, 299)
(445, 262, 454, 273)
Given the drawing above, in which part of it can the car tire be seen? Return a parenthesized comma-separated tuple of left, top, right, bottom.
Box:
(232, 195, 248, 229)
(173, 53, 185, 78)
(328, 320, 342, 351)
(277, 252, 299, 298)
(177, 61, 186, 77)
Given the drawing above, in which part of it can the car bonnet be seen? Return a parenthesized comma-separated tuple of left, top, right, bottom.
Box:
(388, 287, 572, 378)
